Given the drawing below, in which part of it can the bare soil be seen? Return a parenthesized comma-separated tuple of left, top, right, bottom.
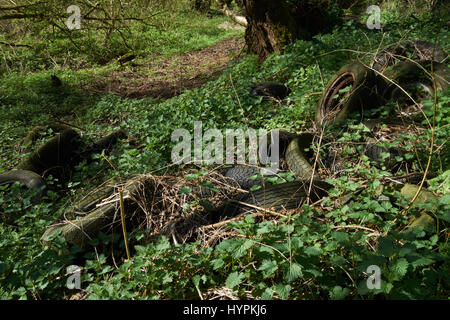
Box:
(87, 35, 245, 99)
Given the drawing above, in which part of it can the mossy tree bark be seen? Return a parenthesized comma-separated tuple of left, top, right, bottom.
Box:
(240, 0, 295, 62)
(239, 0, 340, 61)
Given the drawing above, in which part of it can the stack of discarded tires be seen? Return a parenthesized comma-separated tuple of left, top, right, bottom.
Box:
(0, 125, 126, 219)
(42, 40, 448, 250)
(313, 40, 448, 232)
(316, 40, 448, 126)
(5, 40, 447, 251)
(218, 40, 449, 238)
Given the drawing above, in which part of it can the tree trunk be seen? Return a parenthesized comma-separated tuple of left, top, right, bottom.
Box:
(239, 0, 340, 61)
(240, 0, 296, 62)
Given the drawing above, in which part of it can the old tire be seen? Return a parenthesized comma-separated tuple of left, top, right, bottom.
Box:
(250, 82, 292, 100)
(0, 169, 46, 204)
(224, 166, 264, 190)
(365, 142, 403, 169)
(42, 179, 141, 248)
(75, 185, 116, 213)
(285, 135, 320, 180)
(219, 179, 332, 219)
(86, 129, 127, 155)
(372, 40, 448, 72)
(17, 128, 82, 178)
(41, 203, 118, 248)
(0, 169, 45, 190)
(382, 61, 450, 101)
(316, 62, 382, 126)
(399, 184, 439, 233)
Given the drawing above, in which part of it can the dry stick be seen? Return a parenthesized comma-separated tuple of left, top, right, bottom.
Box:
(401, 57, 438, 215)
(372, 32, 387, 65)
(195, 284, 204, 300)
(307, 126, 325, 204)
(434, 137, 449, 154)
(315, 58, 325, 89)
(119, 187, 131, 260)
(229, 74, 250, 130)
(331, 224, 378, 233)
(231, 200, 289, 218)
(28, 277, 41, 300)
(303, 91, 322, 98)
(100, 154, 132, 260)
(200, 205, 289, 231)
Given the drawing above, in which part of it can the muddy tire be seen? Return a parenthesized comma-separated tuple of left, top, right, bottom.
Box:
(75, 185, 116, 213)
(87, 129, 127, 155)
(316, 62, 382, 126)
(250, 82, 291, 100)
(0, 169, 46, 205)
(372, 40, 448, 72)
(224, 166, 264, 190)
(17, 128, 82, 178)
(41, 202, 118, 248)
(398, 184, 440, 233)
(218, 180, 332, 219)
(285, 135, 320, 180)
(0, 169, 45, 191)
(41, 180, 141, 248)
(382, 61, 450, 100)
(365, 142, 403, 169)
(22, 122, 73, 147)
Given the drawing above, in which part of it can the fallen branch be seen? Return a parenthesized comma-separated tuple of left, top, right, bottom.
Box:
(0, 41, 32, 48)
(200, 202, 289, 231)
(215, 1, 247, 27)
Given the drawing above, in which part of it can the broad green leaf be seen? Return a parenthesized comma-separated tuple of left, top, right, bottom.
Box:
(225, 272, 245, 290)
(285, 263, 303, 282)
(261, 288, 273, 300)
(329, 286, 350, 300)
(210, 258, 224, 271)
(258, 259, 278, 278)
(390, 258, 409, 279)
(274, 284, 291, 299)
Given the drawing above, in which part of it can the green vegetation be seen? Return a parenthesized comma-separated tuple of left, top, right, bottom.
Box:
(0, 1, 449, 299)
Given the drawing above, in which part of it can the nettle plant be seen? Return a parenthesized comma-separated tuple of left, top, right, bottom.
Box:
(78, 114, 448, 299)
(0, 184, 76, 299)
(80, 198, 448, 300)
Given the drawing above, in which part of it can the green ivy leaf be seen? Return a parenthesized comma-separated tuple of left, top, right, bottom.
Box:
(377, 237, 395, 257)
(232, 239, 254, 259)
(179, 186, 192, 194)
(332, 231, 349, 244)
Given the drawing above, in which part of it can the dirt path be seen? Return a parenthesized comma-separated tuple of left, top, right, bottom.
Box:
(87, 35, 245, 99)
